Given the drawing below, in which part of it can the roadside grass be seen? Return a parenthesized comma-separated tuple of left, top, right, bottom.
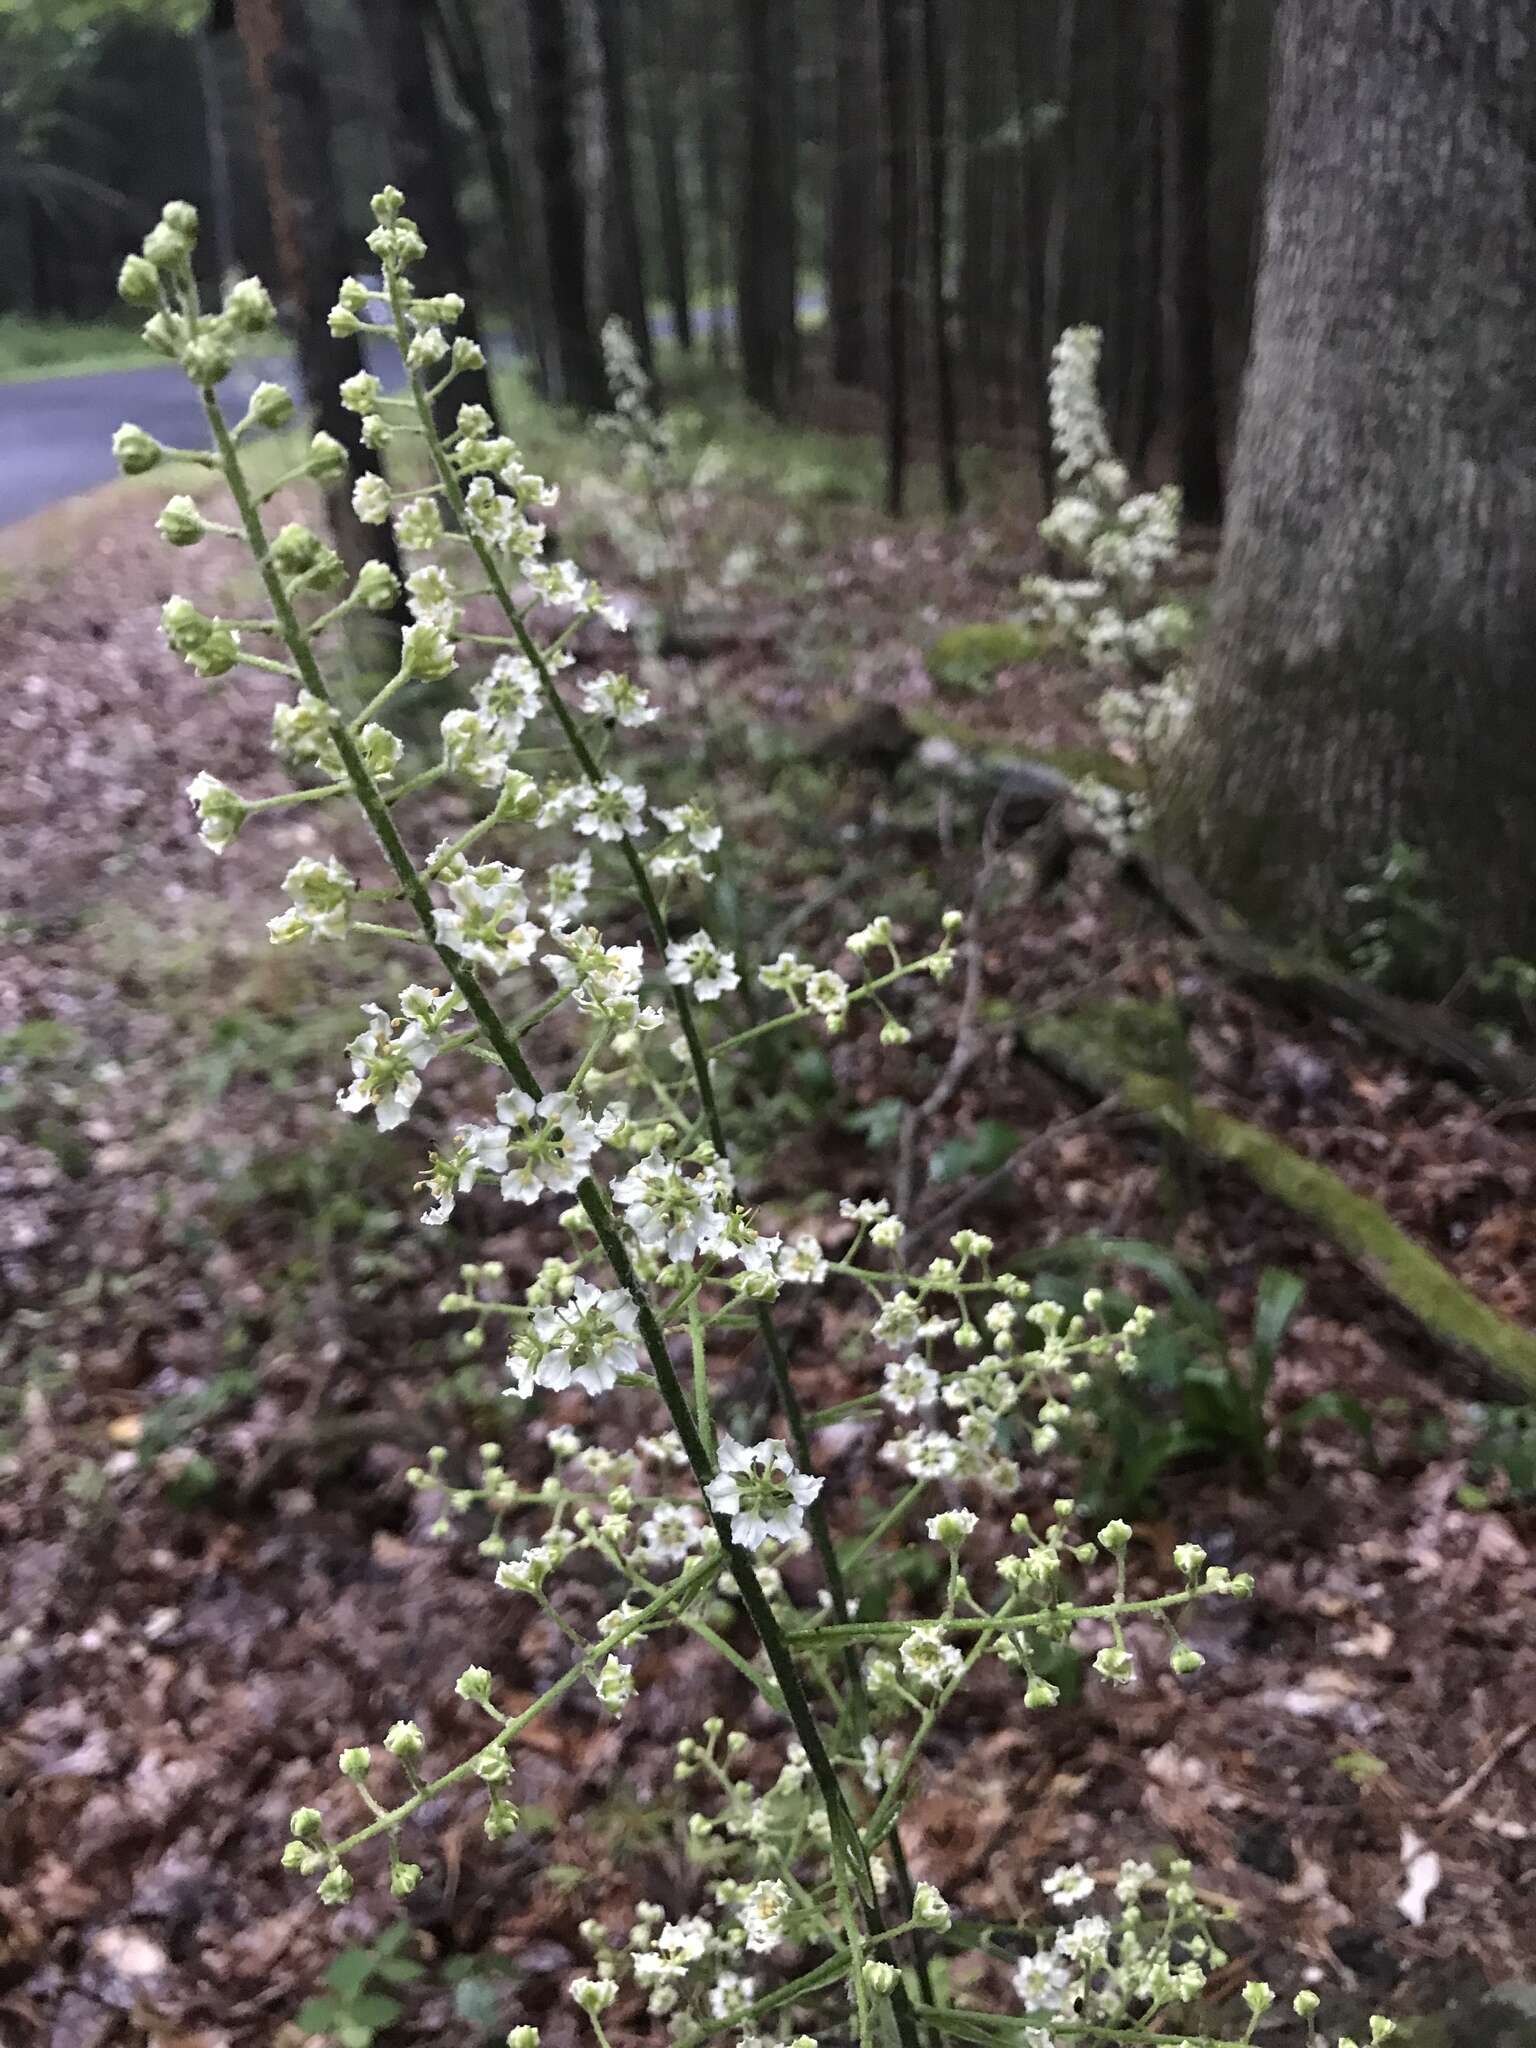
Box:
(0, 313, 156, 384)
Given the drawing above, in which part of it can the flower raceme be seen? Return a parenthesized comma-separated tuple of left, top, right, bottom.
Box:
(116, 192, 1394, 2048)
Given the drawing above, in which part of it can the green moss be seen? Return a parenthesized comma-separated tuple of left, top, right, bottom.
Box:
(926, 621, 1049, 693)
(1026, 1005, 1536, 1400)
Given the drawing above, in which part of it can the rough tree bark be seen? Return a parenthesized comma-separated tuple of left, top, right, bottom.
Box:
(367, 0, 500, 427)
(1168, 0, 1536, 967)
(528, 0, 606, 412)
(228, 0, 400, 591)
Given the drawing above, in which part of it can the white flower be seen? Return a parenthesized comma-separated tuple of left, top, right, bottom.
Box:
(898, 1624, 962, 1691)
(776, 1234, 828, 1286)
(527, 1278, 641, 1396)
(336, 1002, 431, 1130)
(186, 771, 245, 853)
(1054, 1914, 1110, 1962)
(491, 1088, 601, 1202)
(611, 1150, 727, 1262)
(267, 853, 354, 945)
(573, 774, 646, 842)
(433, 863, 541, 975)
(739, 1879, 792, 1954)
(803, 969, 850, 1032)
(654, 800, 722, 852)
(1043, 1863, 1095, 1908)
(351, 472, 392, 524)
(1013, 1951, 1073, 2012)
(705, 1436, 823, 1551)
(581, 670, 657, 727)
(881, 1356, 938, 1415)
(638, 1502, 708, 1565)
(665, 931, 740, 1002)
(542, 853, 592, 932)
(594, 1655, 634, 1713)
(882, 1429, 959, 1480)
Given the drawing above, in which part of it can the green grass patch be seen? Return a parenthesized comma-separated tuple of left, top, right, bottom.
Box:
(0, 314, 155, 384)
(927, 620, 1050, 692)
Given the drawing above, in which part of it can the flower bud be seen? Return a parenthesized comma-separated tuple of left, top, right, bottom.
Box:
(157, 495, 206, 547)
(455, 1664, 493, 1704)
(182, 330, 235, 387)
(329, 303, 362, 338)
(390, 1860, 424, 1897)
(384, 1719, 425, 1762)
(861, 1960, 898, 1996)
(112, 422, 162, 475)
(912, 1882, 951, 1931)
(1292, 1991, 1320, 2018)
(337, 1745, 371, 1781)
(1170, 1644, 1205, 1675)
(247, 380, 294, 430)
(160, 199, 199, 239)
(316, 1865, 353, 1906)
(141, 311, 180, 358)
(355, 560, 401, 613)
(289, 1806, 325, 1840)
(307, 431, 348, 483)
(1097, 1518, 1132, 1553)
(142, 221, 191, 271)
(117, 253, 160, 305)
(507, 2029, 539, 2048)
(224, 276, 275, 333)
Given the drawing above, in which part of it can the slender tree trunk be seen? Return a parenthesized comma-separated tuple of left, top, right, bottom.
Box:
(195, 29, 236, 286)
(529, 0, 606, 412)
(828, 0, 876, 386)
(429, 0, 549, 385)
(593, 0, 654, 374)
(645, 0, 694, 353)
(920, 0, 963, 511)
(229, 0, 400, 589)
(699, 56, 730, 366)
(772, 0, 800, 391)
(1169, 0, 1536, 966)
(736, 0, 782, 410)
(1161, 0, 1222, 521)
(878, 0, 913, 515)
(366, 0, 499, 426)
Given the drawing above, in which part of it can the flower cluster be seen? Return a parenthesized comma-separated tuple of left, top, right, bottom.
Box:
(118, 193, 1389, 2048)
(1022, 325, 1197, 854)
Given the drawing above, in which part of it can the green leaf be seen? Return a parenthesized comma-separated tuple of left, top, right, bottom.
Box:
(325, 1950, 376, 1998)
(295, 1997, 339, 2034)
(1253, 1266, 1305, 1373)
(928, 1119, 1018, 1185)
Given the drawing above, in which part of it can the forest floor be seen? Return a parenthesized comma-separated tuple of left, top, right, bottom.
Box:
(3, 385, 1535, 2048)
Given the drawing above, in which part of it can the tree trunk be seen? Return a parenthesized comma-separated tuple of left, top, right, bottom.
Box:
(920, 0, 963, 511)
(529, 0, 606, 412)
(1161, 0, 1222, 521)
(230, 0, 400, 590)
(1168, 0, 1536, 967)
(593, 0, 654, 375)
(828, 0, 876, 386)
(429, 0, 550, 385)
(367, 0, 500, 427)
(879, 0, 913, 515)
(736, 0, 783, 410)
(645, 0, 694, 353)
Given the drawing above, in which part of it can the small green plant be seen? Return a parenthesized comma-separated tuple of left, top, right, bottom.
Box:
(1459, 1403, 1536, 1508)
(926, 621, 1047, 694)
(295, 1923, 425, 2046)
(1344, 841, 1455, 994)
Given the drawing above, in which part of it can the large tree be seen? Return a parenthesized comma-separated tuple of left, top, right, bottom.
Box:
(1168, 0, 1536, 967)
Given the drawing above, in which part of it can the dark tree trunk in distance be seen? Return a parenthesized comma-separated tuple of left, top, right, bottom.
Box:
(1169, 0, 1536, 967)
(737, 0, 785, 410)
(1162, 0, 1222, 521)
(645, 0, 693, 353)
(368, 0, 499, 427)
(878, 0, 913, 514)
(828, 0, 876, 385)
(594, 0, 654, 375)
(920, 0, 962, 512)
(229, 0, 401, 590)
(529, 0, 606, 411)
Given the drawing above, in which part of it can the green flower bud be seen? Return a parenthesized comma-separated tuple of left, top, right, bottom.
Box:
(140, 311, 180, 359)
(384, 1719, 425, 1762)
(340, 369, 383, 415)
(1242, 1982, 1275, 2016)
(307, 431, 349, 483)
(328, 304, 363, 338)
(337, 1745, 371, 1781)
(182, 329, 235, 388)
(1023, 1675, 1061, 1709)
(912, 1882, 951, 1931)
(861, 1960, 898, 1996)
(142, 221, 191, 271)
(156, 495, 206, 547)
(289, 1806, 325, 1841)
(1292, 1991, 1320, 2018)
(1170, 1644, 1205, 1676)
(372, 184, 405, 222)
(1097, 1518, 1133, 1553)
(160, 199, 200, 239)
(399, 619, 455, 681)
(390, 1860, 424, 1898)
(268, 522, 324, 577)
(279, 1840, 310, 1871)
(223, 276, 275, 333)
(507, 2029, 539, 2048)
(455, 1664, 493, 1704)
(247, 380, 294, 430)
(112, 422, 162, 475)
(117, 254, 160, 306)
(316, 1864, 353, 1906)
(355, 560, 401, 613)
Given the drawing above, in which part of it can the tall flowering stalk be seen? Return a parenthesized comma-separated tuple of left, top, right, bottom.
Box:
(111, 197, 1393, 2048)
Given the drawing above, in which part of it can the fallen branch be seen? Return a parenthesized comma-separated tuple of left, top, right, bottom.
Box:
(1136, 859, 1536, 1102)
(1021, 1004, 1536, 1401)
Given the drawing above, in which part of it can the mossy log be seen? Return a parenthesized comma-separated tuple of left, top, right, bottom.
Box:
(1023, 1001, 1536, 1401)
